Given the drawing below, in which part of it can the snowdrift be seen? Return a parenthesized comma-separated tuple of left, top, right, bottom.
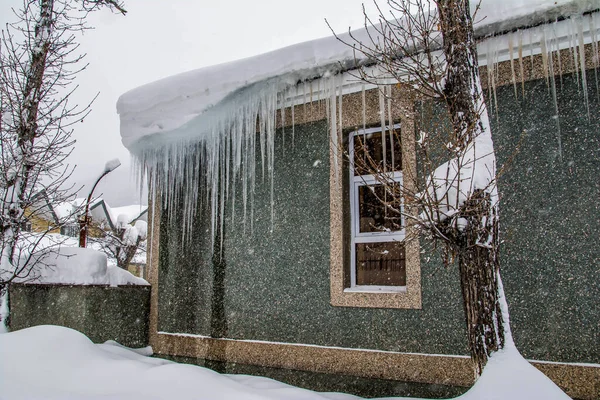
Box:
(0, 325, 571, 400)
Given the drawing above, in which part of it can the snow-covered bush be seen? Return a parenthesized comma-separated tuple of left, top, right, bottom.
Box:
(95, 216, 147, 271)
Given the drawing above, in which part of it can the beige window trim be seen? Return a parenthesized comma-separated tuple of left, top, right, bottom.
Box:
(330, 92, 421, 309)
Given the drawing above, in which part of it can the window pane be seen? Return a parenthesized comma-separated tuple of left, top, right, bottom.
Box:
(358, 184, 402, 233)
(356, 242, 406, 286)
(353, 130, 402, 176)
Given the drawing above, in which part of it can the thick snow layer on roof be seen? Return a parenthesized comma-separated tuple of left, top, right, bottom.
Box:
(117, 0, 597, 151)
(11, 244, 148, 286)
(111, 204, 148, 224)
(1, 233, 148, 286)
(87, 199, 147, 228)
(0, 325, 572, 399)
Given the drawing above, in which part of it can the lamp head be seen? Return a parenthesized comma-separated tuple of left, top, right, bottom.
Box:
(104, 158, 121, 173)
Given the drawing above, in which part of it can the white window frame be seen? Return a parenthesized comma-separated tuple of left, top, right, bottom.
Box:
(347, 124, 406, 293)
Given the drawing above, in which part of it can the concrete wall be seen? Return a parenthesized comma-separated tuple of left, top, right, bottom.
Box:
(9, 283, 151, 348)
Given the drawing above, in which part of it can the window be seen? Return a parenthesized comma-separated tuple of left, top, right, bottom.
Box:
(328, 88, 420, 309)
(348, 124, 406, 292)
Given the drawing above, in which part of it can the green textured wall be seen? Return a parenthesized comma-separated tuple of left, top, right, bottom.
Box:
(158, 196, 213, 334)
(159, 120, 467, 356)
(491, 72, 599, 363)
(158, 71, 599, 363)
(9, 283, 150, 347)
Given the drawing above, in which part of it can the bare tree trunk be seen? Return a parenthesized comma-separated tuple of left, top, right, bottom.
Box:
(458, 190, 504, 376)
(8, 0, 54, 264)
(436, 0, 505, 376)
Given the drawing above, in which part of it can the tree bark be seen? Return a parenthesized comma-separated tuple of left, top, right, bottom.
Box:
(9, 0, 54, 263)
(457, 190, 504, 376)
(436, 0, 506, 376)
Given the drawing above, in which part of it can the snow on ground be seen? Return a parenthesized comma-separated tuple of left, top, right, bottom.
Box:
(0, 325, 571, 400)
(0, 326, 362, 400)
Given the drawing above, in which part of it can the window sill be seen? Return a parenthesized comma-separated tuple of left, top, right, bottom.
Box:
(344, 285, 407, 294)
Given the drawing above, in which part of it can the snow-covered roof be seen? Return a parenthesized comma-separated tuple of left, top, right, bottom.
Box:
(88, 200, 147, 230)
(117, 0, 598, 152)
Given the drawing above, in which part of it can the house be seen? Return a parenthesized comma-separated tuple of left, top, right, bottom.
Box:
(117, 1, 599, 399)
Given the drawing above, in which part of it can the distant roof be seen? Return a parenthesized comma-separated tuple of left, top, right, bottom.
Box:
(88, 200, 147, 231)
(117, 0, 598, 152)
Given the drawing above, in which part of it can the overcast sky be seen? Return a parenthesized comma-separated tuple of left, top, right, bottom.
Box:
(0, 0, 388, 206)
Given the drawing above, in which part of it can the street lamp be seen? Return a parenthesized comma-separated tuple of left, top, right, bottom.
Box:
(79, 158, 121, 247)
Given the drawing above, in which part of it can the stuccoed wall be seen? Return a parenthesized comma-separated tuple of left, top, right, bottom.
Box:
(158, 119, 468, 356)
(158, 71, 598, 364)
(416, 71, 599, 364)
(491, 72, 599, 363)
(9, 283, 150, 348)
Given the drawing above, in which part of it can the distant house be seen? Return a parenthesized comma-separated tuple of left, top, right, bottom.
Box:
(27, 194, 148, 277)
(87, 199, 148, 232)
(85, 200, 148, 276)
(117, 2, 599, 399)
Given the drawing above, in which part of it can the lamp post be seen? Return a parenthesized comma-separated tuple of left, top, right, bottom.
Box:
(79, 158, 121, 247)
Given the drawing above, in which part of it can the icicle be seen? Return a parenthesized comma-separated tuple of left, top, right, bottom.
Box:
(361, 84, 367, 133)
(292, 85, 296, 146)
(486, 42, 499, 118)
(518, 30, 525, 97)
(546, 26, 563, 163)
(576, 16, 590, 118)
(268, 88, 276, 229)
(280, 92, 286, 153)
(310, 81, 314, 114)
(508, 32, 518, 99)
(328, 76, 340, 181)
(281, 92, 286, 137)
(259, 96, 267, 182)
(554, 26, 564, 89)
(378, 86, 387, 172)
(589, 13, 600, 101)
(220, 136, 226, 255)
(338, 77, 343, 138)
(529, 30, 534, 72)
(303, 81, 307, 117)
(317, 79, 322, 111)
(386, 84, 394, 170)
(540, 29, 550, 88)
(486, 45, 494, 109)
(569, 18, 580, 89)
(138, 72, 362, 259)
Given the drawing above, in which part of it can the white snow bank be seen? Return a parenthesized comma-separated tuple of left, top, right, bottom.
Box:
(6, 236, 148, 286)
(458, 347, 571, 400)
(0, 325, 572, 400)
(117, 0, 597, 150)
(30, 247, 110, 285)
(25, 246, 147, 286)
(0, 325, 360, 400)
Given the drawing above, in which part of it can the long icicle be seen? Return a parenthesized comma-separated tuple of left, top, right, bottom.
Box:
(518, 30, 525, 98)
(508, 32, 518, 99)
(589, 13, 600, 102)
(576, 16, 590, 118)
(386, 84, 394, 170)
(378, 85, 387, 173)
(547, 27, 563, 163)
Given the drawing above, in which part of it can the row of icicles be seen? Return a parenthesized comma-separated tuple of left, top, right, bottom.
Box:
(136, 11, 599, 252)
